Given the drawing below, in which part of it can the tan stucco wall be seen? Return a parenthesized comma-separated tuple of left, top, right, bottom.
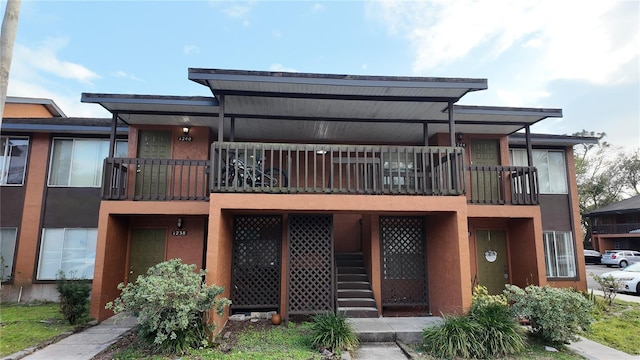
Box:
(3, 103, 55, 118)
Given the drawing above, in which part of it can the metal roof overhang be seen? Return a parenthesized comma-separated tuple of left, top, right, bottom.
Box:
(81, 70, 562, 144)
(1, 118, 128, 135)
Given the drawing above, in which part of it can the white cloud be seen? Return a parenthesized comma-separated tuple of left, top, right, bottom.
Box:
(313, 3, 325, 12)
(14, 38, 100, 85)
(184, 44, 200, 55)
(361, 64, 368, 70)
(223, 4, 251, 18)
(7, 39, 105, 117)
(113, 70, 143, 82)
(370, 0, 639, 85)
(8, 78, 108, 118)
(269, 64, 298, 73)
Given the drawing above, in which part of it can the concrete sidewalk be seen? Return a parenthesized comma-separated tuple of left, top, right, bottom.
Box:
(2, 315, 137, 360)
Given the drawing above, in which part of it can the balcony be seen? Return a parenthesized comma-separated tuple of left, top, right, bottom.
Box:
(100, 142, 540, 205)
(592, 223, 640, 235)
(467, 165, 539, 205)
(210, 142, 465, 196)
(102, 158, 209, 200)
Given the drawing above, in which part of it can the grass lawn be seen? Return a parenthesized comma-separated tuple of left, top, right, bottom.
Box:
(108, 321, 324, 360)
(0, 302, 85, 357)
(584, 297, 640, 355)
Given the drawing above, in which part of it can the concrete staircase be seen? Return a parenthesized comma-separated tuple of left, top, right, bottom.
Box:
(335, 252, 378, 318)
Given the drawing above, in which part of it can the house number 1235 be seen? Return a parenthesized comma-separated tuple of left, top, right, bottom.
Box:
(172, 230, 187, 236)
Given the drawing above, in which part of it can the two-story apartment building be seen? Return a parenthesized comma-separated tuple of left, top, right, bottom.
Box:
(69, 68, 596, 331)
(1, 97, 127, 301)
(587, 195, 640, 252)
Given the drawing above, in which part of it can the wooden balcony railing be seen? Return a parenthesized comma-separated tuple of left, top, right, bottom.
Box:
(467, 165, 539, 205)
(592, 223, 640, 235)
(100, 145, 540, 205)
(102, 158, 209, 200)
(210, 142, 466, 196)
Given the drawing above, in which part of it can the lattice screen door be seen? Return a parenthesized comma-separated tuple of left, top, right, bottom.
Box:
(287, 214, 334, 315)
(380, 216, 428, 307)
(231, 215, 282, 311)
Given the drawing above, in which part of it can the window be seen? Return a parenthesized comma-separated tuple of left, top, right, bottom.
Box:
(48, 139, 127, 187)
(0, 136, 29, 185)
(510, 149, 567, 194)
(37, 228, 97, 280)
(543, 231, 576, 278)
(0, 228, 18, 281)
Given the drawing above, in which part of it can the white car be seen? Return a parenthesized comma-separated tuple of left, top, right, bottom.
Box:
(601, 262, 640, 295)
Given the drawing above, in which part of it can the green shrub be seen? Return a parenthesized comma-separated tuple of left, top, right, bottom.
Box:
(56, 271, 92, 325)
(309, 312, 359, 354)
(423, 314, 483, 359)
(504, 284, 593, 345)
(422, 286, 524, 359)
(590, 273, 623, 305)
(105, 259, 231, 355)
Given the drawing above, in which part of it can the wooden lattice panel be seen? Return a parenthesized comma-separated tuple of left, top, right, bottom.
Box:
(380, 216, 428, 307)
(231, 215, 282, 310)
(287, 214, 334, 314)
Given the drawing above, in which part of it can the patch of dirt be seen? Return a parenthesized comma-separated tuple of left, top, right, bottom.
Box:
(91, 318, 280, 359)
(91, 330, 137, 360)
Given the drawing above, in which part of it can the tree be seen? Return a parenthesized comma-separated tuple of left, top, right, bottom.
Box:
(0, 0, 22, 125)
(620, 150, 640, 196)
(573, 130, 640, 245)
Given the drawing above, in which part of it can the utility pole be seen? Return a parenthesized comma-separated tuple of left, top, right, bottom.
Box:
(0, 0, 22, 126)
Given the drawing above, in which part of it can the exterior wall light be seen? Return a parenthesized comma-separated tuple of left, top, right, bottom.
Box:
(177, 217, 184, 229)
(182, 127, 190, 135)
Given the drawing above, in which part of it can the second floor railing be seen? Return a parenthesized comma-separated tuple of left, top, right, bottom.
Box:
(102, 158, 209, 200)
(592, 223, 640, 235)
(210, 142, 466, 196)
(467, 165, 539, 205)
(100, 144, 540, 205)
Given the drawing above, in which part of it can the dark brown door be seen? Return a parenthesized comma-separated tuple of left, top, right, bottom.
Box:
(128, 228, 166, 282)
(135, 131, 172, 198)
(475, 230, 508, 295)
(470, 139, 500, 202)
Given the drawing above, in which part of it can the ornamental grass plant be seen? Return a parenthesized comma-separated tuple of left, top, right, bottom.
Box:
(308, 312, 359, 355)
(422, 286, 525, 359)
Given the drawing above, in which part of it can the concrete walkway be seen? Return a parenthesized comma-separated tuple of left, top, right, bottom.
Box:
(5, 301, 640, 360)
(2, 315, 137, 360)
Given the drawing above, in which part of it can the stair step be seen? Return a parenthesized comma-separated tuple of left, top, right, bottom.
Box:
(337, 267, 366, 274)
(337, 307, 378, 318)
(338, 281, 371, 290)
(338, 289, 374, 298)
(336, 261, 365, 268)
(338, 298, 377, 307)
(335, 253, 364, 261)
(338, 273, 369, 282)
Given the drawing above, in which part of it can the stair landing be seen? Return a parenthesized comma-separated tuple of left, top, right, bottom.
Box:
(348, 317, 443, 344)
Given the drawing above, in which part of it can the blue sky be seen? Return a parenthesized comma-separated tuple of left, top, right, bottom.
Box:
(4, 0, 639, 150)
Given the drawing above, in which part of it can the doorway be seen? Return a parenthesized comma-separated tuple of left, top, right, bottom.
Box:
(470, 139, 500, 202)
(475, 229, 508, 295)
(135, 131, 172, 198)
(128, 228, 166, 282)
